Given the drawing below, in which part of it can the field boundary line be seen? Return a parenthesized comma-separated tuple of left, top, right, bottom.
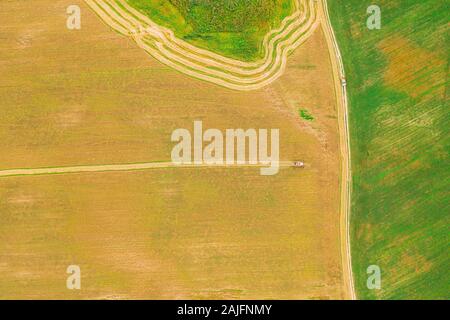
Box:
(320, 0, 356, 300)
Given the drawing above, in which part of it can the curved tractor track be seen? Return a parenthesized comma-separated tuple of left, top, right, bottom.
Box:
(84, 0, 319, 91)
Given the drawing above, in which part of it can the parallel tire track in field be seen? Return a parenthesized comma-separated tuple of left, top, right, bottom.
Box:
(84, 0, 319, 91)
(0, 162, 297, 178)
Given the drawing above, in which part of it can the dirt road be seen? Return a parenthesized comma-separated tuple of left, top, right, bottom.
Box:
(319, 0, 356, 300)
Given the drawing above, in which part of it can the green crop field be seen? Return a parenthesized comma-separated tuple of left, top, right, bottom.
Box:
(329, 0, 449, 299)
(127, 0, 294, 60)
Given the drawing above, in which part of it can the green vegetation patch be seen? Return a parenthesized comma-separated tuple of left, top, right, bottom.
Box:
(298, 108, 314, 121)
(127, 0, 294, 61)
(329, 0, 449, 299)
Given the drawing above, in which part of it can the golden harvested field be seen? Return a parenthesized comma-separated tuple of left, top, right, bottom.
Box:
(0, 0, 345, 299)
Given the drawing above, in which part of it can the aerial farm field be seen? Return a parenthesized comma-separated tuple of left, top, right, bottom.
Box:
(3, 0, 444, 302)
(0, 0, 348, 299)
(329, 0, 449, 299)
